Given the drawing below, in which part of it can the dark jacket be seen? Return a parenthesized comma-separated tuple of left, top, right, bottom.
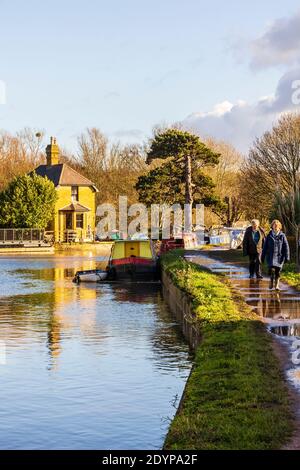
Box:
(261, 230, 290, 268)
(242, 226, 265, 256)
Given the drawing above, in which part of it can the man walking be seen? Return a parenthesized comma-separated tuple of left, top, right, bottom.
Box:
(242, 219, 265, 279)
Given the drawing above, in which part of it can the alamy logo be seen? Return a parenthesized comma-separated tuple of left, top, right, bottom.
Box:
(96, 196, 204, 240)
(292, 80, 300, 106)
(291, 339, 300, 365)
(0, 80, 6, 104)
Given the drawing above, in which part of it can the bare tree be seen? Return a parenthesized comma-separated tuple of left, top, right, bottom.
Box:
(0, 128, 44, 190)
(67, 129, 147, 208)
(240, 113, 300, 227)
(77, 128, 108, 175)
(203, 138, 245, 226)
(245, 113, 300, 193)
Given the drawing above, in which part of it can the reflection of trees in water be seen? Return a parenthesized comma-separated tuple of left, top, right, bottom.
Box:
(271, 324, 300, 337)
(14, 260, 108, 282)
(47, 314, 62, 368)
(148, 292, 192, 374)
(1, 268, 192, 373)
(108, 283, 192, 373)
(261, 296, 300, 320)
(109, 283, 161, 304)
(15, 267, 75, 281)
(0, 290, 61, 369)
(245, 287, 300, 320)
(0, 282, 103, 369)
(0, 291, 56, 330)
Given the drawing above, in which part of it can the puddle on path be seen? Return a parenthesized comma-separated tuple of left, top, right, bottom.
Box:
(186, 253, 300, 322)
(269, 325, 300, 336)
(185, 251, 300, 392)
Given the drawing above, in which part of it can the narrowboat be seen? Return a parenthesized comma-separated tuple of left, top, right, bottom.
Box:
(108, 240, 158, 280)
(159, 237, 184, 254)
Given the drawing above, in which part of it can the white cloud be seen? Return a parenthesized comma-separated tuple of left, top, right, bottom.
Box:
(181, 69, 300, 153)
(249, 10, 300, 69)
(181, 11, 300, 153)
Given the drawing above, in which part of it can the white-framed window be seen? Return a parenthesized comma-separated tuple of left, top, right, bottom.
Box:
(76, 213, 84, 229)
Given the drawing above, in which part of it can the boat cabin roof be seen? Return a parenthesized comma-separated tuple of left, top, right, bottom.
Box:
(111, 239, 155, 260)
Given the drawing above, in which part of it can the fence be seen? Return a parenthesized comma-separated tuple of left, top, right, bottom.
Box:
(0, 229, 51, 246)
(45, 229, 94, 243)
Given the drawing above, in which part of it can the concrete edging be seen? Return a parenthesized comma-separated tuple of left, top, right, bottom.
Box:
(162, 269, 201, 350)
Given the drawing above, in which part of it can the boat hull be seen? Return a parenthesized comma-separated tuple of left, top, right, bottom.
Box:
(78, 273, 108, 282)
(73, 270, 108, 283)
(109, 257, 158, 281)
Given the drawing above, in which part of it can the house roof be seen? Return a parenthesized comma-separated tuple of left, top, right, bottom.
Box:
(59, 202, 91, 212)
(34, 163, 98, 191)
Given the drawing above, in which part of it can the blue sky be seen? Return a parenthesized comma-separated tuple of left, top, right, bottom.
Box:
(0, 0, 300, 153)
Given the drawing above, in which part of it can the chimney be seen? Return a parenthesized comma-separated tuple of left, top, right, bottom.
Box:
(46, 136, 59, 166)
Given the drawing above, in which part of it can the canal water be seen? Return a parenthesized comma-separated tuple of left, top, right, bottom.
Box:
(0, 250, 192, 450)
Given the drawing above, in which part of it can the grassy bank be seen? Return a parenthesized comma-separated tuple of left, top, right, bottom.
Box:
(202, 248, 300, 290)
(162, 251, 293, 450)
(281, 263, 300, 290)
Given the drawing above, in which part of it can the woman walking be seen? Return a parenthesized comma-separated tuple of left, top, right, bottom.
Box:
(261, 220, 290, 291)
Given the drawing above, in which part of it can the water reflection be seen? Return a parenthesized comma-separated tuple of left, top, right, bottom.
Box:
(187, 254, 300, 321)
(0, 252, 192, 449)
(269, 324, 300, 337)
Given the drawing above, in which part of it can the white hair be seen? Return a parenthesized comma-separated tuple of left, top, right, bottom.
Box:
(251, 219, 260, 226)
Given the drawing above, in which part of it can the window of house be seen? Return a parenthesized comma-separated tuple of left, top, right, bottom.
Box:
(76, 213, 84, 229)
(71, 186, 79, 201)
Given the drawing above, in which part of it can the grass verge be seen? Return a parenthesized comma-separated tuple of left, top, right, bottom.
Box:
(162, 250, 293, 450)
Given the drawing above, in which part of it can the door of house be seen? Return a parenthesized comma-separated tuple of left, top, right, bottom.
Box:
(65, 213, 73, 230)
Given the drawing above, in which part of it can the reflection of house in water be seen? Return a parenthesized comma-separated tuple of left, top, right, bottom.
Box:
(45, 268, 99, 369)
(0, 261, 108, 369)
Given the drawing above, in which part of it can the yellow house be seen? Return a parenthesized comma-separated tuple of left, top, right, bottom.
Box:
(35, 137, 98, 242)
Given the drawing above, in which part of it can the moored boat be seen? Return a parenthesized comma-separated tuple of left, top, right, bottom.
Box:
(108, 240, 158, 280)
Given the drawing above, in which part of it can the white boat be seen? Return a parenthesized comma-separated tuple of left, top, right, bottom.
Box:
(73, 269, 108, 283)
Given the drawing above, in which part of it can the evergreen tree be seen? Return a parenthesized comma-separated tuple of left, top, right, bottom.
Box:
(0, 172, 57, 228)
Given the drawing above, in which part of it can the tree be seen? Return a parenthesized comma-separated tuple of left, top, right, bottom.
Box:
(137, 129, 222, 230)
(272, 188, 300, 268)
(77, 127, 108, 176)
(0, 128, 45, 190)
(203, 139, 245, 226)
(0, 172, 58, 228)
(67, 128, 147, 208)
(241, 113, 300, 221)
